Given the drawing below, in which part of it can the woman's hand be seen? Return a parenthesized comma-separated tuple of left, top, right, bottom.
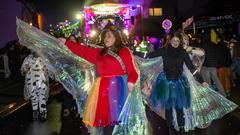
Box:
(25, 64, 30, 70)
(23, 65, 30, 72)
(21, 64, 30, 75)
(142, 81, 152, 96)
(128, 82, 135, 91)
(201, 82, 209, 87)
(186, 46, 193, 53)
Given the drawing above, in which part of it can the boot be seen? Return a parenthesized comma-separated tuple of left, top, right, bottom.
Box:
(168, 126, 175, 135)
(32, 110, 39, 121)
(179, 126, 185, 134)
(39, 111, 47, 122)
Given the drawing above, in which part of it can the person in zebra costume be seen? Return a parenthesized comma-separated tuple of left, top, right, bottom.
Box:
(21, 52, 49, 121)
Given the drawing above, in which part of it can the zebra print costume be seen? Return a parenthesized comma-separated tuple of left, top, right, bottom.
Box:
(21, 54, 49, 115)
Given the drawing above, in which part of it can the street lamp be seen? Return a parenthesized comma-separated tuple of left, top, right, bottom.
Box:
(76, 14, 82, 20)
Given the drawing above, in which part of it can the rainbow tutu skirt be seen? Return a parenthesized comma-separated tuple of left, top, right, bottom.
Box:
(83, 75, 127, 127)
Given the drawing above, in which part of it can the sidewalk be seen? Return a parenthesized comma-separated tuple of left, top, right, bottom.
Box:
(0, 77, 63, 120)
(0, 77, 24, 110)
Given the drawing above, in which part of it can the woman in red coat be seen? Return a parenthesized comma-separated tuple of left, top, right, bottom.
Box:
(59, 28, 138, 134)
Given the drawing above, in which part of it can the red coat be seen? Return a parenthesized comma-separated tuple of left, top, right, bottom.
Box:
(65, 40, 138, 83)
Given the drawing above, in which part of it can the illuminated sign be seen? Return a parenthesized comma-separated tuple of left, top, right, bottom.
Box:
(162, 19, 172, 30)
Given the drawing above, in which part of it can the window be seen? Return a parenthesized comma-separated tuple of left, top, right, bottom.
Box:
(149, 8, 154, 16)
(149, 8, 162, 16)
(154, 8, 162, 16)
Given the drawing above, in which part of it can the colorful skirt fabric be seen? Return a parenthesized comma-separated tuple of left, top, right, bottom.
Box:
(83, 75, 127, 127)
(150, 72, 191, 111)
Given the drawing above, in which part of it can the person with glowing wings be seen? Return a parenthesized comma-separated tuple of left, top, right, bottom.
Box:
(16, 18, 148, 135)
(135, 32, 237, 133)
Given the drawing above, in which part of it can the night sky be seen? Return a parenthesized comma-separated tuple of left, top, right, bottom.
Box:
(33, 0, 85, 25)
(32, 0, 240, 29)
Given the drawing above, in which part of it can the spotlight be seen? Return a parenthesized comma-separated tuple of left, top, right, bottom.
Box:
(123, 29, 129, 36)
(90, 30, 97, 37)
(76, 14, 82, 20)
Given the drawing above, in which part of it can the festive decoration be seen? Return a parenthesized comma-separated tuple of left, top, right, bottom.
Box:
(83, 2, 140, 37)
(87, 3, 129, 15)
(182, 16, 194, 29)
(94, 14, 125, 31)
(48, 21, 80, 38)
(136, 40, 153, 53)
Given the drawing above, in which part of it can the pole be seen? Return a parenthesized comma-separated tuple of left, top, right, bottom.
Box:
(140, 5, 144, 40)
(193, 21, 196, 34)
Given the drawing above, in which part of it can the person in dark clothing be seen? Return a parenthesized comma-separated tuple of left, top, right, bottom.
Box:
(198, 32, 226, 97)
(2, 40, 30, 80)
(217, 36, 232, 96)
(134, 31, 208, 134)
(230, 38, 240, 85)
(62, 90, 77, 117)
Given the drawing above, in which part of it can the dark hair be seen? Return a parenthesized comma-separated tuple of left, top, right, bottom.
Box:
(162, 34, 171, 47)
(98, 29, 125, 56)
(165, 31, 183, 47)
